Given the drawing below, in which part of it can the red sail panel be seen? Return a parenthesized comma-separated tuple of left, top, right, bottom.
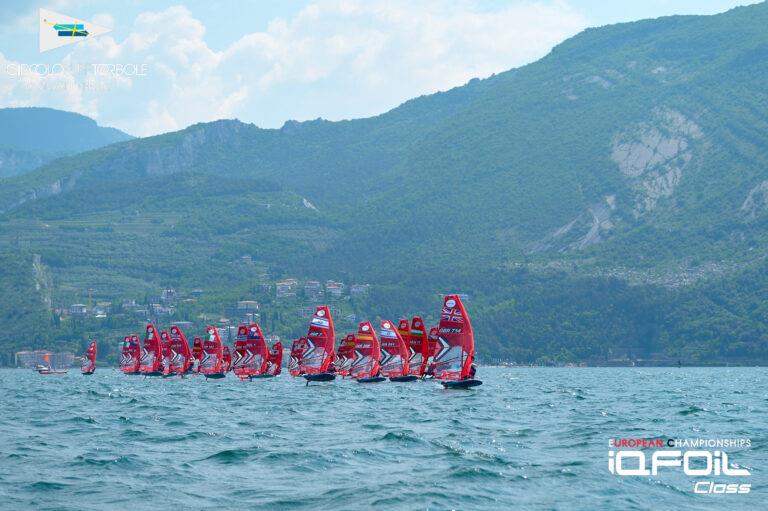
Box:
(160, 330, 173, 375)
(222, 346, 232, 372)
(433, 295, 475, 380)
(140, 324, 163, 373)
(233, 323, 269, 377)
(379, 320, 409, 378)
(288, 337, 307, 376)
(120, 335, 141, 374)
(232, 325, 250, 378)
(81, 341, 97, 373)
(200, 326, 224, 375)
(267, 341, 283, 375)
(427, 326, 440, 373)
(408, 317, 430, 376)
(349, 321, 380, 379)
(336, 334, 357, 376)
(192, 337, 204, 372)
(169, 325, 192, 373)
(299, 305, 335, 374)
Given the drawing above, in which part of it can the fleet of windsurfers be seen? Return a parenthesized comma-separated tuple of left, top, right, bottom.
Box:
(114, 295, 479, 387)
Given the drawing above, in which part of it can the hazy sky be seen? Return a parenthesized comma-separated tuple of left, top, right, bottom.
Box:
(0, 0, 760, 136)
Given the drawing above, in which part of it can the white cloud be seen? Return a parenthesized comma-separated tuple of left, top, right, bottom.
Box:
(0, 1, 587, 136)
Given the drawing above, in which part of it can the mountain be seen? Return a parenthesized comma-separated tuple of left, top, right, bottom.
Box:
(0, 108, 133, 177)
(2, 3, 768, 364)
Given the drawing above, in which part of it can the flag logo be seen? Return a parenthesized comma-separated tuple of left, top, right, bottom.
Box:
(39, 9, 111, 52)
(441, 308, 464, 323)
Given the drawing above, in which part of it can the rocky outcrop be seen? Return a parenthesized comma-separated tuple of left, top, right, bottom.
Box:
(611, 108, 703, 216)
(0, 172, 81, 215)
(32, 254, 53, 309)
(118, 120, 249, 177)
(529, 195, 617, 253)
(570, 195, 617, 250)
(0, 120, 251, 216)
(0, 148, 57, 178)
(740, 180, 768, 221)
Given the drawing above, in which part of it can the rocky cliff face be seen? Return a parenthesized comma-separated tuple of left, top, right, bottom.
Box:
(741, 180, 768, 221)
(125, 120, 248, 177)
(0, 148, 60, 178)
(611, 108, 703, 217)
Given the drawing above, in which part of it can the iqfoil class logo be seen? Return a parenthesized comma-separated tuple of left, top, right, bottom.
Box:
(608, 437, 752, 495)
(39, 9, 111, 52)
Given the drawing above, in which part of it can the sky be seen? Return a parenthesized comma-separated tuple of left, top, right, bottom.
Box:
(0, 0, 760, 137)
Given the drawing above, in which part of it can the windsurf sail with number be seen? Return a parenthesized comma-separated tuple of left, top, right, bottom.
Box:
(200, 326, 224, 376)
(407, 317, 430, 376)
(120, 335, 141, 374)
(336, 334, 357, 376)
(433, 295, 475, 381)
(160, 330, 174, 375)
(349, 321, 380, 379)
(299, 305, 335, 374)
(169, 325, 192, 373)
(81, 340, 97, 374)
(192, 337, 204, 372)
(140, 324, 163, 374)
(379, 320, 409, 378)
(266, 341, 283, 375)
(222, 346, 232, 372)
(233, 324, 269, 378)
(288, 337, 307, 376)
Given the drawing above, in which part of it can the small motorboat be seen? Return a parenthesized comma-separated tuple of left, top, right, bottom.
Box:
(37, 365, 68, 375)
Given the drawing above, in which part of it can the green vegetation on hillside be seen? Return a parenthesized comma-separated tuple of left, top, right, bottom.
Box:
(2, 4, 768, 364)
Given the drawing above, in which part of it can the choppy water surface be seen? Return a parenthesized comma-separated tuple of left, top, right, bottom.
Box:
(0, 367, 765, 510)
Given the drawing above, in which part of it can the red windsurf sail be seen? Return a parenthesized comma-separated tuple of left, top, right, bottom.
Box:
(233, 323, 269, 378)
(433, 295, 475, 380)
(160, 330, 174, 375)
(379, 320, 409, 378)
(222, 346, 232, 372)
(140, 324, 163, 374)
(427, 326, 440, 374)
(336, 334, 357, 376)
(169, 325, 192, 374)
(266, 341, 283, 376)
(81, 340, 97, 374)
(288, 337, 307, 376)
(232, 326, 249, 378)
(120, 335, 141, 374)
(407, 317, 430, 376)
(349, 321, 380, 379)
(192, 337, 204, 372)
(200, 326, 224, 376)
(299, 305, 335, 374)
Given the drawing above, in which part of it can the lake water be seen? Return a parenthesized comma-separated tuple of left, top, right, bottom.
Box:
(0, 367, 764, 510)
